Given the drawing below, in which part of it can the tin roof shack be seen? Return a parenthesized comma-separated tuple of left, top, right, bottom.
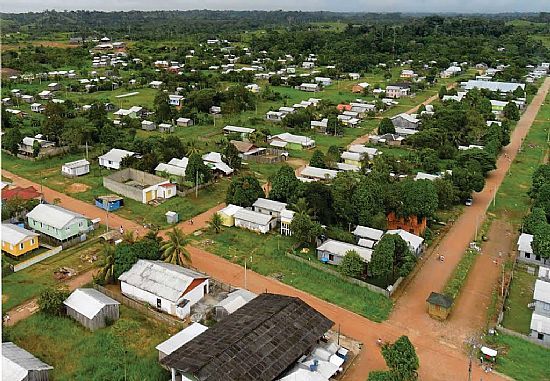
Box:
(2, 342, 53, 381)
(156, 323, 209, 362)
(426, 292, 453, 321)
(63, 288, 120, 330)
(119, 260, 209, 320)
(213, 288, 257, 321)
(161, 293, 333, 381)
(103, 168, 176, 204)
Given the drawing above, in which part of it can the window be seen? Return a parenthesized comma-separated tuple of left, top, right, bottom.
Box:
(19, 243, 24, 250)
(30, 239, 35, 245)
(328, 254, 334, 261)
(538, 333, 544, 340)
(156, 298, 161, 308)
(543, 303, 550, 311)
(525, 252, 531, 259)
(536, 255, 541, 261)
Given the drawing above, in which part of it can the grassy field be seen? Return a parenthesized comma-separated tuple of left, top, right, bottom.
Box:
(2, 239, 102, 311)
(6, 307, 176, 381)
(193, 228, 393, 322)
(1, 151, 229, 228)
(501, 265, 537, 334)
(488, 91, 550, 226)
(485, 333, 550, 381)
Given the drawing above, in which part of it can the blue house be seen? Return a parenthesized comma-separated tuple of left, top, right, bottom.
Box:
(95, 195, 124, 211)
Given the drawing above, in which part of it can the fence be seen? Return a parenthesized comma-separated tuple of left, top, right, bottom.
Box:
(285, 252, 402, 297)
(93, 284, 186, 328)
(497, 326, 550, 348)
(244, 148, 288, 164)
(11, 246, 62, 272)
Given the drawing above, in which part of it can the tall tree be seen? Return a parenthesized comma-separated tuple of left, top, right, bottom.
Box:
(222, 141, 242, 170)
(269, 165, 300, 203)
(370, 235, 395, 280)
(154, 91, 172, 123)
(378, 117, 395, 134)
(161, 228, 192, 266)
(96, 244, 116, 285)
(185, 153, 212, 184)
(309, 149, 327, 168)
(380, 336, 419, 381)
(503, 101, 520, 121)
(2, 126, 22, 154)
(208, 212, 223, 234)
(226, 175, 264, 207)
(290, 213, 322, 245)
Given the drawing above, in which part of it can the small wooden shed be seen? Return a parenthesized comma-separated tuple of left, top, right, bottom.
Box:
(2, 341, 53, 381)
(426, 292, 453, 321)
(64, 288, 120, 330)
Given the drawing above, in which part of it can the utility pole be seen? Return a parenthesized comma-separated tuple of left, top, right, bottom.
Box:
(244, 258, 247, 289)
(195, 170, 199, 198)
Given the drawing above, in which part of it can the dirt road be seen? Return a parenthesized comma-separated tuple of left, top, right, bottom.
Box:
(4, 267, 97, 327)
(1, 171, 148, 237)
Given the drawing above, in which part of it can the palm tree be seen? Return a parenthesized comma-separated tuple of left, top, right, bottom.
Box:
(161, 228, 191, 266)
(96, 244, 116, 285)
(143, 229, 162, 243)
(186, 140, 200, 155)
(122, 230, 135, 244)
(208, 212, 223, 234)
(292, 197, 313, 216)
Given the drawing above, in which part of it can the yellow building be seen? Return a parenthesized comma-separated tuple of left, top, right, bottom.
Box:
(218, 204, 242, 227)
(1, 223, 39, 256)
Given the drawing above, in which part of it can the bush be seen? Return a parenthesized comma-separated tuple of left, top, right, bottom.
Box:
(38, 287, 70, 316)
(443, 248, 478, 299)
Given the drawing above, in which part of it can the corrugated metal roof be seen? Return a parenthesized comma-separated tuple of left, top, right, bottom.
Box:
(2, 342, 53, 375)
(118, 260, 208, 302)
(300, 166, 338, 180)
(234, 209, 274, 226)
(219, 204, 242, 217)
(98, 148, 135, 163)
(214, 289, 257, 315)
(385, 229, 424, 251)
(253, 198, 287, 212)
(517, 233, 533, 254)
(62, 159, 90, 169)
(156, 323, 209, 355)
(63, 288, 119, 320)
(534, 280, 550, 304)
(352, 225, 384, 241)
(26, 204, 86, 229)
(317, 239, 372, 262)
(530, 312, 550, 335)
(1, 223, 39, 246)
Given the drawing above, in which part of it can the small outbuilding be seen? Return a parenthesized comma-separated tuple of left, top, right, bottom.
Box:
(63, 288, 120, 330)
(156, 323, 209, 362)
(214, 288, 257, 321)
(218, 204, 242, 227)
(426, 292, 453, 321)
(61, 159, 90, 177)
(95, 195, 124, 211)
(2, 341, 54, 381)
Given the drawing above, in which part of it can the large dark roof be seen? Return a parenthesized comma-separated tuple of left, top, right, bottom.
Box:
(161, 293, 333, 381)
(426, 292, 453, 308)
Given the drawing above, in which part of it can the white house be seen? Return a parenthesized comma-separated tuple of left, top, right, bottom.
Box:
(61, 159, 90, 177)
(299, 83, 321, 92)
(169, 94, 184, 107)
(299, 166, 338, 182)
(149, 80, 164, 89)
(176, 117, 193, 127)
(385, 229, 424, 256)
(38, 90, 53, 100)
(141, 120, 157, 131)
(234, 209, 276, 234)
(30, 103, 45, 113)
(202, 152, 234, 176)
(531, 279, 550, 343)
(317, 239, 372, 265)
(270, 133, 316, 150)
(252, 198, 287, 220)
(119, 260, 209, 320)
(314, 77, 332, 86)
(156, 323, 209, 361)
(98, 148, 136, 170)
(352, 226, 384, 248)
(517, 233, 548, 265)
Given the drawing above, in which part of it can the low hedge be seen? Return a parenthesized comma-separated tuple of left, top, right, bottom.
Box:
(443, 248, 479, 300)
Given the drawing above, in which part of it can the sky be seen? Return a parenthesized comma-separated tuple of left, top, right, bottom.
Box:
(1, 0, 549, 13)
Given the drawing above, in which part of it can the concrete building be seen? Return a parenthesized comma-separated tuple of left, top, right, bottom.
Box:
(103, 168, 176, 204)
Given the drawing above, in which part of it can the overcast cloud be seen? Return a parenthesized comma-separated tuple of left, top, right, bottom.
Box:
(1, 0, 549, 13)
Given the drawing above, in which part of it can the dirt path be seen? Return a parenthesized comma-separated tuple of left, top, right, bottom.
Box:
(1, 171, 148, 237)
(4, 268, 97, 327)
(388, 77, 550, 349)
(158, 203, 225, 238)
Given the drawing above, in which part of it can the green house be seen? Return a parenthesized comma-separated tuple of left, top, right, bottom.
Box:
(26, 204, 91, 242)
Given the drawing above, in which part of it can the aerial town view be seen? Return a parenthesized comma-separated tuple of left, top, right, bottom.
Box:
(0, 2, 549, 380)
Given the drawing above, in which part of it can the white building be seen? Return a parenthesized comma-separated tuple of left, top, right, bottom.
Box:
(317, 239, 372, 265)
(234, 209, 276, 234)
(119, 260, 209, 320)
(299, 166, 338, 182)
(280, 209, 295, 236)
(252, 198, 287, 220)
(385, 229, 424, 256)
(352, 226, 384, 249)
(156, 323, 208, 361)
(517, 233, 548, 265)
(61, 159, 90, 177)
(213, 289, 257, 321)
(98, 148, 136, 170)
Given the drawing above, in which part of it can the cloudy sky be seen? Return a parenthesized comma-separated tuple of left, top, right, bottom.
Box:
(1, 0, 549, 13)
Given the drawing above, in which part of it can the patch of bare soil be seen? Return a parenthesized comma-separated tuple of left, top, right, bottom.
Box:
(65, 183, 90, 193)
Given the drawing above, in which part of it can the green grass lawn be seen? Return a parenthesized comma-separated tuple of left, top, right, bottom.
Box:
(5, 306, 176, 381)
(193, 228, 393, 322)
(2, 239, 102, 311)
(485, 333, 550, 381)
(488, 92, 550, 226)
(501, 266, 537, 334)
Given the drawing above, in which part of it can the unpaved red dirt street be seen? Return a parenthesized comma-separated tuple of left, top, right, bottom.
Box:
(4, 78, 547, 381)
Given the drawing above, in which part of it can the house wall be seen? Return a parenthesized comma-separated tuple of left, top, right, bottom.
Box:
(234, 218, 272, 234)
(517, 250, 549, 266)
(99, 157, 122, 170)
(182, 279, 209, 307)
(27, 217, 89, 241)
(387, 213, 427, 236)
(534, 300, 550, 317)
(2, 235, 39, 256)
(530, 329, 550, 344)
(252, 207, 282, 220)
(317, 249, 344, 265)
(62, 165, 90, 177)
(26, 369, 51, 381)
(121, 281, 177, 317)
(427, 303, 450, 321)
(66, 304, 120, 331)
(219, 213, 235, 227)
